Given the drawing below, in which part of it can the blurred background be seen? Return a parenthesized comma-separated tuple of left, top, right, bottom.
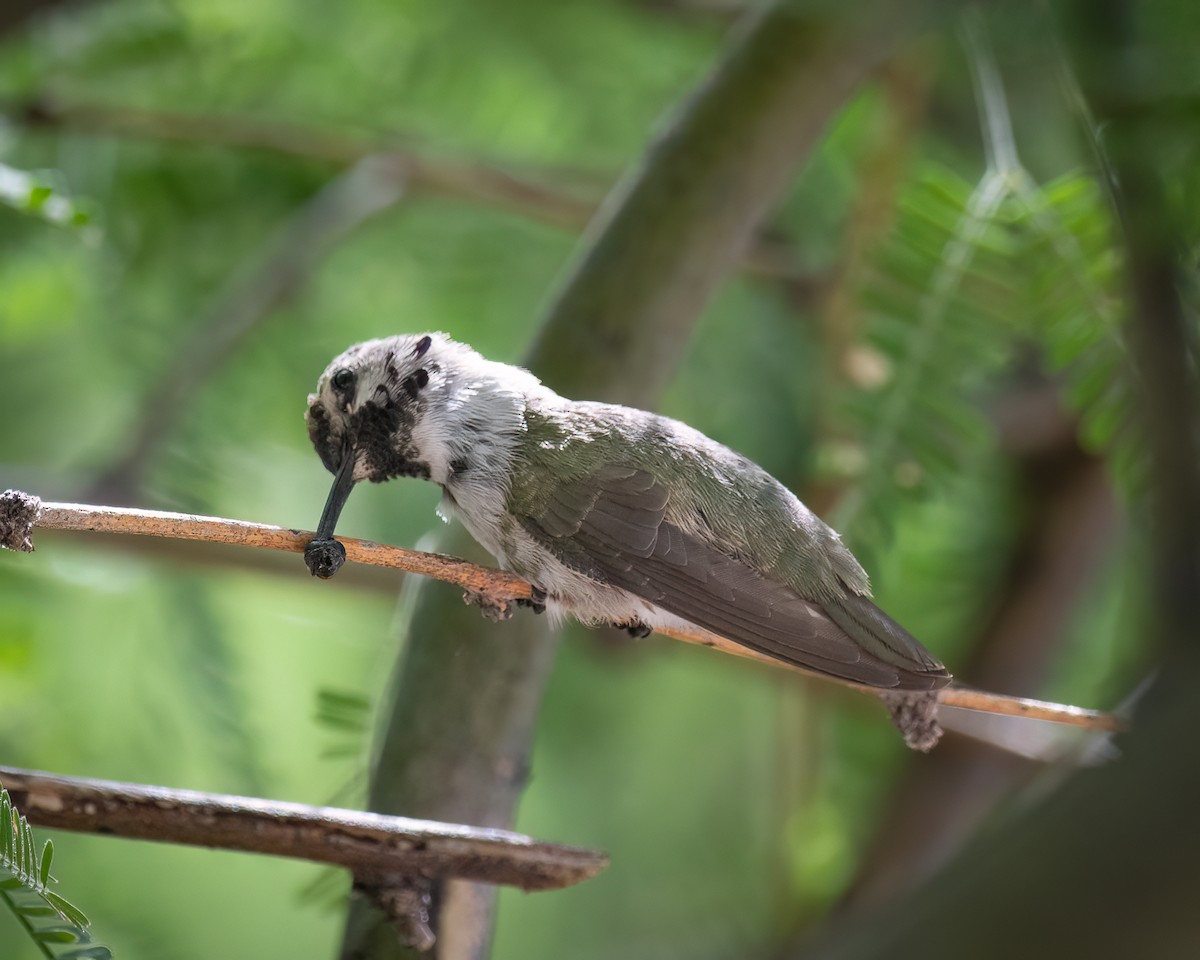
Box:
(0, 0, 1186, 957)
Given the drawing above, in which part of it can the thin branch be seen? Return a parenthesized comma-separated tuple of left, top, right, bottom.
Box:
(0, 766, 606, 892)
(0, 491, 1122, 734)
(832, 169, 1011, 533)
(7, 95, 813, 286)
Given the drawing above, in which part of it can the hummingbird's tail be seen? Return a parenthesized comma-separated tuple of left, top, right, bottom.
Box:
(822, 591, 952, 691)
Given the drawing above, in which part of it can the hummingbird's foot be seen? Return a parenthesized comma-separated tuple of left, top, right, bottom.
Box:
(620, 619, 653, 639)
(516, 585, 548, 615)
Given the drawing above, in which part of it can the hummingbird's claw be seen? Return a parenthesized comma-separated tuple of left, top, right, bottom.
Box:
(516, 585, 548, 615)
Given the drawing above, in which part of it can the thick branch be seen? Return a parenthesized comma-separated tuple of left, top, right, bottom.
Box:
(0, 766, 605, 891)
(239, 19, 975, 947)
(0, 491, 1119, 734)
(525, 2, 943, 407)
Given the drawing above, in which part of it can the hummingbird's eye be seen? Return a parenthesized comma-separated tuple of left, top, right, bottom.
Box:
(331, 368, 356, 392)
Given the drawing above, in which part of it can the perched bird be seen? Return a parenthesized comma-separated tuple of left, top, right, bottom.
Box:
(304, 332, 950, 693)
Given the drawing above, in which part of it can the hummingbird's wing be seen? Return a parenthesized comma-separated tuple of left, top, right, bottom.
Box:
(518, 465, 949, 691)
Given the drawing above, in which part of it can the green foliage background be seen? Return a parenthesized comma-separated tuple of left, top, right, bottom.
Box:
(0, 1, 1162, 957)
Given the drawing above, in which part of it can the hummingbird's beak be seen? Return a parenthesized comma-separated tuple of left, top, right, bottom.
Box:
(315, 448, 357, 541)
(305, 445, 357, 579)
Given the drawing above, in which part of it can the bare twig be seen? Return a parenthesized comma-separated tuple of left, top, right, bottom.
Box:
(7, 95, 813, 286)
(0, 765, 606, 891)
(0, 492, 1122, 734)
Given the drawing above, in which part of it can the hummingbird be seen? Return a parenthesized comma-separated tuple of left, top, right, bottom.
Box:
(303, 332, 950, 693)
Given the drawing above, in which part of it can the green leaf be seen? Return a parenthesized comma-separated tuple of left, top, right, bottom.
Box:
(23, 820, 36, 878)
(44, 890, 91, 930)
(0, 788, 107, 957)
(58, 947, 115, 960)
(35, 926, 83, 943)
(39, 839, 53, 887)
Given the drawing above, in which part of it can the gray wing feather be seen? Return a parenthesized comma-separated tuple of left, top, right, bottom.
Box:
(519, 466, 949, 691)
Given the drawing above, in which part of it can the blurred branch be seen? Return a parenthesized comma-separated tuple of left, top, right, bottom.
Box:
(86, 156, 406, 503)
(7, 94, 814, 286)
(522, 1, 934, 406)
(349, 0, 939, 952)
(0, 765, 606, 891)
(0, 491, 1121, 729)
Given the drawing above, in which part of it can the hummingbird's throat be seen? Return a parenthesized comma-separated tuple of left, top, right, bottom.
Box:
(310, 398, 433, 545)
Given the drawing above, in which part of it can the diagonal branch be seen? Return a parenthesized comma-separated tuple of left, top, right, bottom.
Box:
(0, 765, 606, 892)
(0, 491, 1121, 734)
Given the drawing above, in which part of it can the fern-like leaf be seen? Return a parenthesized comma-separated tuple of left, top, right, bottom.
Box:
(829, 16, 1137, 561)
(830, 161, 1135, 562)
(832, 165, 1018, 551)
(1013, 172, 1139, 483)
(0, 786, 113, 959)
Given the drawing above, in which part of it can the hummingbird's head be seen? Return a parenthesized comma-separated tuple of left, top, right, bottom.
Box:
(304, 332, 542, 575)
(306, 332, 445, 486)
(304, 332, 452, 568)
